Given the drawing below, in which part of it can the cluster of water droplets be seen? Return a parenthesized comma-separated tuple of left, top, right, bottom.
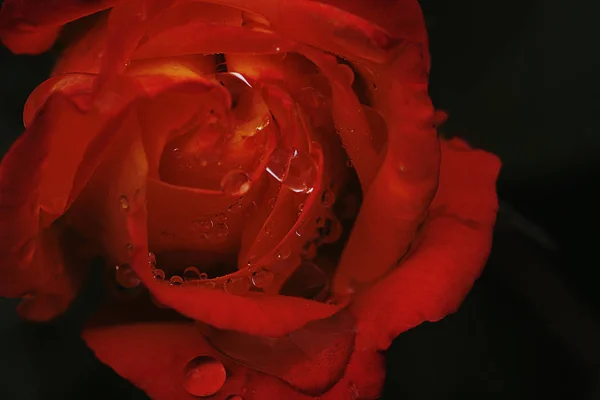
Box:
(265, 147, 318, 194)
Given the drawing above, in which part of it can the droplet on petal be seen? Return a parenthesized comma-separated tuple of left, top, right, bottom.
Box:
(213, 213, 228, 224)
(173, 147, 182, 159)
(169, 275, 184, 286)
(221, 169, 252, 196)
(251, 267, 275, 289)
(193, 218, 214, 233)
(321, 189, 335, 207)
(183, 266, 201, 281)
(277, 245, 291, 260)
(115, 264, 140, 289)
(148, 252, 157, 267)
(198, 272, 209, 280)
(300, 242, 318, 260)
(119, 195, 130, 210)
(183, 356, 227, 397)
(224, 277, 250, 295)
(286, 149, 318, 193)
(153, 268, 166, 281)
(211, 223, 229, 240)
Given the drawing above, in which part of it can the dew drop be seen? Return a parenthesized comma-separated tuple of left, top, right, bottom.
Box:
(173, 147, 182, 158)
(264, 220, 276, 237)
(119, 195, 130, 210)
(227, 201, 244, 214)
(148, 252, 156, 267)
(268, 197, 277, 209)
(193, 218, 214, 233)
(183, 266, 201, 281)
(251, 267, 275, 288)
(115, 264, 140, 289)
(198, 272, 209, 280)
(224, 276, 250, 295)
(276, 245, 291, 260)
(212, 223, 229, 240)
(221, 169, 252, 196)
(183, 356, 227, 397)
(256, 118, 270, 132)
(213, 213, 228, 224)
(321, 189, 335, 207)
(153, 268, 165, 281)
(266, 148, 318, 193)
(170, 275, 184, 286)
(300, 242, 318, 260)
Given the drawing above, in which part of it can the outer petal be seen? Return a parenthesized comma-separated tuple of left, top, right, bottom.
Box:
(0, 94, 89, 319)
(83, 320, 385, 400)
(0, 0, 117, 54)
(351, 138, 501, 350)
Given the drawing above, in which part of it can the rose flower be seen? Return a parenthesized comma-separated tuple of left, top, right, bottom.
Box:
(0, 0, 501, 399)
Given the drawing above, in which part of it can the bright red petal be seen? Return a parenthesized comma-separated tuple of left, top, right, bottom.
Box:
(352, 138, 501, 350)
(83, 320, 385, 400)
(0, 0, 117, 54)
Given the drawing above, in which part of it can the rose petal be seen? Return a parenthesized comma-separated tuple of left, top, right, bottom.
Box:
(133, 23, 293, 59)
(315, 0, 429, 47)
(83, 320, 384, 400)
(204, 0, 402, 63)
(332, 47, 439, 295)
(0, 93, 90, 318)
(200, 310, 356, 395)
(352, 138, 501, 350)
(52, 14, 108, 76)
(0, 0, 117, 54)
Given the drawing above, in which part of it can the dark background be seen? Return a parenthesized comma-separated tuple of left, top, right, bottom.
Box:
(1, 0, 599, 398)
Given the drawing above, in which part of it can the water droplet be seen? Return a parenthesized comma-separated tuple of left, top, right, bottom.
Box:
(115, 264, 140, 289)
(268, 197, 277, 209)
(276, 245, 291, 260)
(198, 272, 209, 280)
(193, 218, 214, 233)
(170, 275, 184, 286)
(173, 147, 182, 158)
(221, 169, 252, 196)
(266, 148, 318, 193)
(212, 223, 229, 240)
(213, 213, 228, 224)
(228, 201, 244, 214)
(183, 266, 201, 281)
(224, 276, 250, 294)
(256, 118, 270, 132)
(301, 242, 318, 260)
(252, 267, 275, 288)
(321, 189, 335, 207)
(153, 268, 165, 281)
(264, 220, 276, 237)
(183, 356, 227, 397)
(275, 46, 281, 52)
(148, 252, 156, 267)
(320, 217, 343, 243)
(119, 195, 130, 210)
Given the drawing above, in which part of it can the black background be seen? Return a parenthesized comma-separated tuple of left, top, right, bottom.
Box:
(1, 0, 599, 399)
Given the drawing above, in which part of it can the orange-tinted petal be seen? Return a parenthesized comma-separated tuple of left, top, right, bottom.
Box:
(352, 138, 501, 350)
(0, 0, 117, 54)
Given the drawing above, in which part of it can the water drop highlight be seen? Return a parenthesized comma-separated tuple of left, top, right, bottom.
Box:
(183, 356, 227, 397)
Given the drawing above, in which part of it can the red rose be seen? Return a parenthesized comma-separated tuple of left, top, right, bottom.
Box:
(0, 1, 501, 399)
